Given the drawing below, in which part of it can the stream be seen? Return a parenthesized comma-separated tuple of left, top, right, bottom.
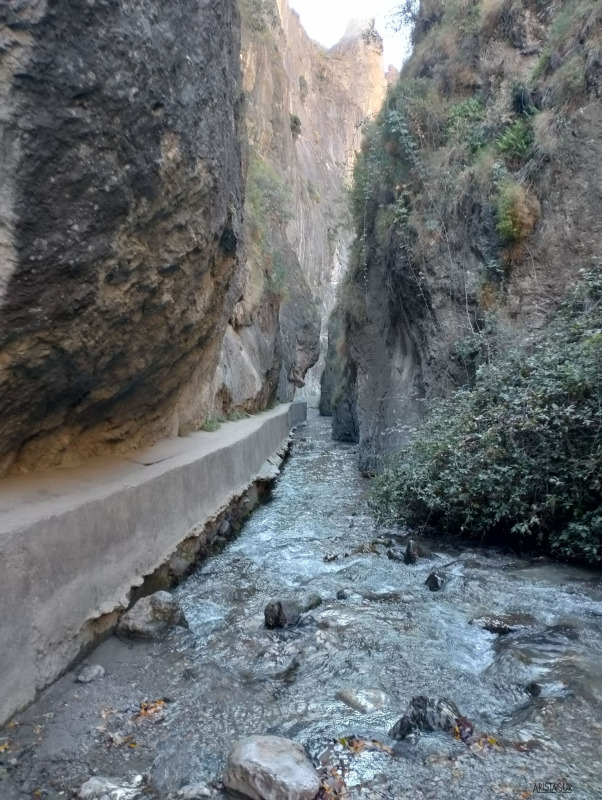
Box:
(2, 409, 602, 800)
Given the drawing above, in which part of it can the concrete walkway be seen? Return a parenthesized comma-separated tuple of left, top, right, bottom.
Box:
(0, 402, 306, 726)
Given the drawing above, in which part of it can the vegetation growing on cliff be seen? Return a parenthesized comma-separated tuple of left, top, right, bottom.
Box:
(245, 149, 292, 298)
(371, 265, 602, 564)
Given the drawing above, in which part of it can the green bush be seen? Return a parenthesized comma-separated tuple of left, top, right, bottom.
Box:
(446, 96, 486, 153)
(202, 417, 222, 432)
(246, 150, 291, 233)
(370, 265, 602, 564)
(495, 179, 539, 243)
(268, 247, 289, 296)
(497, 119, 534, 160)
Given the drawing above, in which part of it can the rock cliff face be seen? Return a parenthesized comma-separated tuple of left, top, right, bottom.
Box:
(0, 0, 244, 475)
(328, 0, 602, 472)
(212, 0, 385, 413)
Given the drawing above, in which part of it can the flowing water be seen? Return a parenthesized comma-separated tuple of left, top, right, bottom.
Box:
(3, 409, 602, 800)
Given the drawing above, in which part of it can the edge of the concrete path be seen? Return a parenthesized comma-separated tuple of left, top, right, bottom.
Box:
(0, 402, 307, 727)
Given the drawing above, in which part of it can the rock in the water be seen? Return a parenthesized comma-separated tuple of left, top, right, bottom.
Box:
(79, 776, 142, 799)
(223, 735, 320, 800)
(335, 688, 387, 714)
(472, 613, 535, 635)
(117, 591, 187, 640)
(76, 664, 106, 684)
(425, 571, 445, 591)
(299, 593, 322, 612)
(386, 549, 405, 562)
(264, 595, 321, 629)
(264, 601, 301, 629)
(389, 696, 473, 742)
(404, 539, 430, 565)
(168, 783, 212, 799)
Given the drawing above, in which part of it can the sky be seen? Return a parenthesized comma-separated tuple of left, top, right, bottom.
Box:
(289, 0, 410, 69)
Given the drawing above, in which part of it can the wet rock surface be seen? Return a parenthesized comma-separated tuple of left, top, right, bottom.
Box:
(1, 412, 602, 799)
(389, 696, 472, 741)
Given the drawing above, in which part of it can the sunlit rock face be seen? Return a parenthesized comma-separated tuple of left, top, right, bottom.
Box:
(213, 0, 385, 412)
(0, 0, 244, 474)
(329, 0, 602, 472)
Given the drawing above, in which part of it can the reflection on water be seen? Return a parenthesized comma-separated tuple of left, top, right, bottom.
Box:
(151, 410, 602, 799)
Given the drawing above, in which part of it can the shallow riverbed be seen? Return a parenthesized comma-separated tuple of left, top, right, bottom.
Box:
(2, 410, 602, 800)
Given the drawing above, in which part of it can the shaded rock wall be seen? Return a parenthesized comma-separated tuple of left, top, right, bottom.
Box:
(330, 0, 602, 472)
(212, 0, 385, 412)
(0, 0, 244, 474)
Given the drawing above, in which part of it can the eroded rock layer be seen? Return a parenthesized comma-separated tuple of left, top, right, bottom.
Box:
(212, 0, 385, 413)
(328, 0, 602, 471)
(0, 0, 244, 474)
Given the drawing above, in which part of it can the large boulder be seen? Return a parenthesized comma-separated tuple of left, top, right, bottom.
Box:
(116, 591, 187, 640)
(223, 735, 320, 800)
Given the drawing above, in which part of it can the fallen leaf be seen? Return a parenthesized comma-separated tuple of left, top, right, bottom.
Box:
(134, 699, 167, 721)
(338, 736, 392, 756)
(0, 742, 11, 753)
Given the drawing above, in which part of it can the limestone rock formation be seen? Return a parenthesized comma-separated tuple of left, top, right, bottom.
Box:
(328, 0, 602, 471)
(0, 0, 243, 475)
(213, 0, 385, 413)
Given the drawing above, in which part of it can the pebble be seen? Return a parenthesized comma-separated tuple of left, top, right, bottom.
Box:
(76, 664, 106, 684)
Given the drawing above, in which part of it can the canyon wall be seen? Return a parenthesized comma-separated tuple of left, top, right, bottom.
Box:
(212, 0, 385, 413)
(327, 0, 602, 472)
(0, 0, 244, 475)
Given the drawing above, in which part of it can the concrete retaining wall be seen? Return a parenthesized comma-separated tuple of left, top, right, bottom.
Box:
(0, 402, 306, 726)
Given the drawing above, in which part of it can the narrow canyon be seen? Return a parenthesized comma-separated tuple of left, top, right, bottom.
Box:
(0, 1, 601, 799)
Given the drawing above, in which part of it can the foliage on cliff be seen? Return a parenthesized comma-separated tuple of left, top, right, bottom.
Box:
(326, 0, 602, 474)
(371, 265, 602, 564)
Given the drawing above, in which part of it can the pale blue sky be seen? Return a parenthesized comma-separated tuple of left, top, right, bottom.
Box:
(289, 0, 410, 69)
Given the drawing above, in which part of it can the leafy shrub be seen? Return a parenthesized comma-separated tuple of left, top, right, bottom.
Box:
(246, 150, 291, 234)
(202, 417, 221, 432)
(495, 180, 539, 243)
(497, 119, 534, 161)
(446, 96, 487, 153)
(370, 265, 602, 564)
(268, 247, 289, 297)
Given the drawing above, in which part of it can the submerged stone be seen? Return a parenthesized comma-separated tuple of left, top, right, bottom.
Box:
(168, 783, 212, 799)
(472, 613, 536, 635)
(223, 735, 320, 800)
